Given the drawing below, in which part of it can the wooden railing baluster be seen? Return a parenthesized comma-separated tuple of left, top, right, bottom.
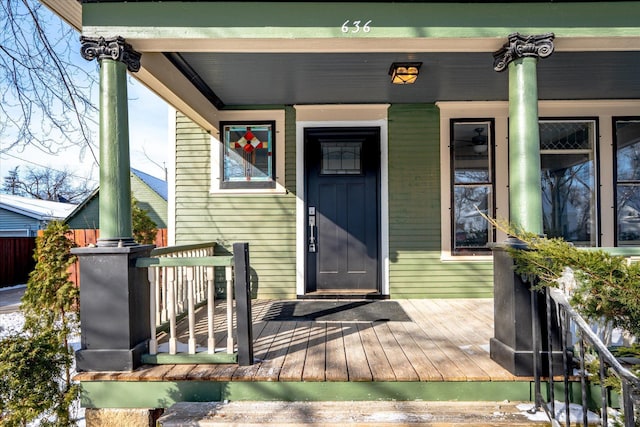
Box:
(135, 241, 252, 365)
(167, 266, 178, 355)
(148, 267, 158, 355)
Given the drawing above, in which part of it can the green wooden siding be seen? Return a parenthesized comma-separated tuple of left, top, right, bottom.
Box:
(66, 195, 100, 229)
(175, 105, 493, 299)
(174, 109, 297, 299)
(388, 104, 493, 298)
(131, 174, 167, 228)
(66, 174, 167, 230)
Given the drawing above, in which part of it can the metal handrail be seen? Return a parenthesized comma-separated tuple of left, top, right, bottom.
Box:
(531, 286, 640, 427)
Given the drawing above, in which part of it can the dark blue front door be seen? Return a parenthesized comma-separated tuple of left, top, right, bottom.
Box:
(304, 127, 380, 293)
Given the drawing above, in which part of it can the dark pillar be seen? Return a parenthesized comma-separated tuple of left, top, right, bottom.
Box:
(490, 33, 556, 376)
(233, 242, 254, 366)
(80, 36, 141, 247)
(75, 37, 149, 371)
(490, 239, 539, 375)
(73, 245, 153, 371)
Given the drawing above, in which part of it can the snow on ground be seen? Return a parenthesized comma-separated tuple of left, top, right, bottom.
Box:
(0, 307, 86, 426)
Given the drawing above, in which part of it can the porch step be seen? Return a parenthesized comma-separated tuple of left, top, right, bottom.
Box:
(157, 401, 551, 426)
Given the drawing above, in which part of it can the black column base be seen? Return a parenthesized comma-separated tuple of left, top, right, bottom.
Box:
(490, 337, 565, 377)
(490, 337, 535, 376)
(490, 238, 563, 377)
(72, 244, 154, 372)
(76, 341, 147, 372)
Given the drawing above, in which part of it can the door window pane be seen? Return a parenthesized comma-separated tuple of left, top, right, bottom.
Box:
(320, 142, 362, 175)
(539, 120, 597, 246)
(615, 119, 640, 245)
(451, 121, 493, 254)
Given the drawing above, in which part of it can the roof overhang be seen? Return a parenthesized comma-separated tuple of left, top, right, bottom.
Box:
(41, 1, 640, 134)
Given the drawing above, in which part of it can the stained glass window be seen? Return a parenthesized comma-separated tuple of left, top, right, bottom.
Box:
(222, 122, 275, 189)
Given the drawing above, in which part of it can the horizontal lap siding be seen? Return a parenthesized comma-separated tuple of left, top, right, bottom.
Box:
(174, 110, 297, 299)
(388, 104, 493, 299)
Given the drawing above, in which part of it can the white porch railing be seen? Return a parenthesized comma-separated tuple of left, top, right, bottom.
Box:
(136, 243, 236, 361)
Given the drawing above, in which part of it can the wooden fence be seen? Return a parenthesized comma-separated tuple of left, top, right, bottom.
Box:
(0, 237, 36, 288)
(37, 229, 168, 287)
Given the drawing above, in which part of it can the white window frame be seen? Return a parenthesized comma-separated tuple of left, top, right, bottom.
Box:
(438, 102, 509, 261)
(438, 100, 640, 260)
(210, 109, 287, 194)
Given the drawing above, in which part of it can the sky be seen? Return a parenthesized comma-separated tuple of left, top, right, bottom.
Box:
(0, 80, 169, 187)
(0, 2, 169, 190)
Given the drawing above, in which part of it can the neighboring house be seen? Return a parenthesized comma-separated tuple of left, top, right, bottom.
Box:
(65, 168, 168, 229)
(43, 0, 640, 423)
(0, 194, 77, 237)
(0, 194, 77, 287)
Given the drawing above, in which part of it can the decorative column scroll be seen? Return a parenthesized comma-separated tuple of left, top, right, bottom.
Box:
(80, 36, 141, 73)
(493, 32, 555, 72)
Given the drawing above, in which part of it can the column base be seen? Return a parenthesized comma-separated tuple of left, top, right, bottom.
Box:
(490, 337, 566, 377)
(72, 244, 153, 372)
(76, 341, 147, 372)
(97, 237, 138, 247)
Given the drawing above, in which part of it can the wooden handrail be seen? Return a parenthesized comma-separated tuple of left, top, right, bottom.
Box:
(136, 256, 233, 268)
(149, 241, 217, 257)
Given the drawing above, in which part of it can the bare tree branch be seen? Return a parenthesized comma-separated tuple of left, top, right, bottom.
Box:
(0, 0, 98, 165)
(2, 165, 93, 203)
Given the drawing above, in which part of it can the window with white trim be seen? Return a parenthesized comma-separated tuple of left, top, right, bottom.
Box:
(220, 121, 275, 189)
(450, 120, 495, 254)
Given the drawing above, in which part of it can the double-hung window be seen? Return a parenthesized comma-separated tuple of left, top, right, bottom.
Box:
(539, 119, 597, 246)
(450, 120, 495, 254)
(614, 117, 640, 245)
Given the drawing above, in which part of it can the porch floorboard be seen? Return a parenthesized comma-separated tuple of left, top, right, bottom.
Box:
(76, 299, 527, 383)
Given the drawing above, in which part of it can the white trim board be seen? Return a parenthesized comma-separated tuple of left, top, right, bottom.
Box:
(295, 105, 390, 296)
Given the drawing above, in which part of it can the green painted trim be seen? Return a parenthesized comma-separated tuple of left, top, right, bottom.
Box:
(141, 352, 237, 365)
(80, 380, 535, 408)
(150, 242, 217, 256)
(82, 2, 640, 40)
(99, 59, 132, 241)
(135, 256, 233, 268)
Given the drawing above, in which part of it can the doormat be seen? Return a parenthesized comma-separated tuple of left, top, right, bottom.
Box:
(260, 300, 412, 322)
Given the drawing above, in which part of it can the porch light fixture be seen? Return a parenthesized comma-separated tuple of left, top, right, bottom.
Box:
(389, 62, 422, 84)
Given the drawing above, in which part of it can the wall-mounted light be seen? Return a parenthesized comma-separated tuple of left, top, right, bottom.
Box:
(389, 62, 422, 84)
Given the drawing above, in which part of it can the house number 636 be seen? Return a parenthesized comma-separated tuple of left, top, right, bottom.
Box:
(341, 20, 372, 33)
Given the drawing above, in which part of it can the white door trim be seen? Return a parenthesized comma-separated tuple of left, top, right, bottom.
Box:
(295, 112, 389, 296)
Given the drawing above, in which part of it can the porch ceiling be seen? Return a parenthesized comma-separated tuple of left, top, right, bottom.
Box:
(171, 50, 640, 107)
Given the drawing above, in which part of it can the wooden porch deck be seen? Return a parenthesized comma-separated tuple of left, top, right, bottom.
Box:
(76, 299, 525, 383)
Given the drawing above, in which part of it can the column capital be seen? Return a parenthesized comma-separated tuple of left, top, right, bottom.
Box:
(80, 36, 141, 73)
(493, 32, 555, 72)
